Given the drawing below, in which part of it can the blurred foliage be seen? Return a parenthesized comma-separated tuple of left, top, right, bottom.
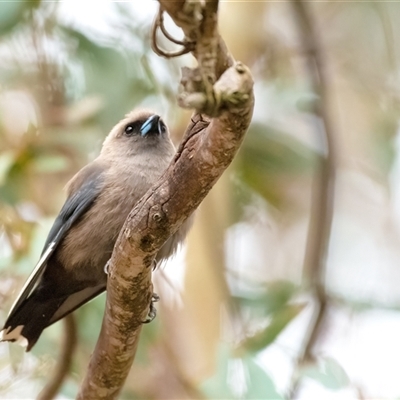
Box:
(0, 1, 40, 36)
(202, 346, 284, 400)
(301, 357, 350, 391)
(0, 1, 400, 399)
(237, 122, 316, 209)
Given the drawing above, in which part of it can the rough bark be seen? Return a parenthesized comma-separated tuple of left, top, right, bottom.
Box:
(77, 1, 254, 399)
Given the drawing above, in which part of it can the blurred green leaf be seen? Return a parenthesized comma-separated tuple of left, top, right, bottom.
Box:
(203, 349, 284, 399)
(237, 123, 316, 208)
(302, 357, 350, 391)
(0, 151, 15, 185)
(242, 123, 315, 174)
(0, 1, 27, 35)
(201, 344, 236, 399)
(32, 154, 69, 173)
(60, 379, 80, 399)
(0, 0, 40, 35)
(241, 303, 305, 354)
(243, 356, 283, 399)
(233, 280, 299, 317)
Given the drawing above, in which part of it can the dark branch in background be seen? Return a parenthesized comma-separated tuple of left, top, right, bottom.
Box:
(37, 314, 77, 400)
(288, 0, 337, 398)
(76, 1, 254, 399)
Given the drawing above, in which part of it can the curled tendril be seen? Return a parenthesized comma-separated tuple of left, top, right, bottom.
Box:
(151, 6, 195, 59)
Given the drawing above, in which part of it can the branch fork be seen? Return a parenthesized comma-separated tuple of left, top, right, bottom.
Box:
(178, 62, 252, 116)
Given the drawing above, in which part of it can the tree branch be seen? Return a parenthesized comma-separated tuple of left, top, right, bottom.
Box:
(77, 1, 254, 399)
(159, 0, 234, 78)
(288, 0, 337, 397)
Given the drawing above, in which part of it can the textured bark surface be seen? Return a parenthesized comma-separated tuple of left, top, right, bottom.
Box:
(77, 2, 254, 399)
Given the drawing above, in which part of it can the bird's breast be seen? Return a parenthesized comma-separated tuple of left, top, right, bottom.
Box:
(57, 166, 160, 283)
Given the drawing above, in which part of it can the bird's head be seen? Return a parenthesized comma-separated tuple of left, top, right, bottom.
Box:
(101, 109, 174, 159)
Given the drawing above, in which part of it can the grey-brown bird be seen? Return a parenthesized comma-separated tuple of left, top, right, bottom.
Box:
(0, 109, 189, 351)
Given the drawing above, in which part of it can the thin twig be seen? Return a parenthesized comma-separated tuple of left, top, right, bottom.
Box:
(288, 0, 337, 397)
(157, 7, 186, 46)
(151, 7, 194, 59)
(159, 0, 234, 79)
(37, 314, 77, 400)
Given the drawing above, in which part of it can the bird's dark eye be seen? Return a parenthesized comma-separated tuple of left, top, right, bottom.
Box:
(124, 124, 135, 136)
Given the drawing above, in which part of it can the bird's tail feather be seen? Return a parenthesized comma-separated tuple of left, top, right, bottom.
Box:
(0, 294, 66, 351)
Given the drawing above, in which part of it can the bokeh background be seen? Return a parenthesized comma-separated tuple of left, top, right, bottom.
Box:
(0, 1, 399, 399)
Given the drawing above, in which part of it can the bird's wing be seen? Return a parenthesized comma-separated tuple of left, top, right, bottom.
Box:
(6, 163, 105, 319)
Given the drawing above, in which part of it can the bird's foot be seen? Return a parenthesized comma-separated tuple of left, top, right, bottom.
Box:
(142, 293, 160, 324)
(104, 260, 111, 275)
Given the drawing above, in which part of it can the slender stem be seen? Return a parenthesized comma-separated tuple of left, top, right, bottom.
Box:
(288, 0, 337, 397)
(37, 315, 77, 400)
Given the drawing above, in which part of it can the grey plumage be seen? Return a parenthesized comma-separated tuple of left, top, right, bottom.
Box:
(0, 109, 189, 350)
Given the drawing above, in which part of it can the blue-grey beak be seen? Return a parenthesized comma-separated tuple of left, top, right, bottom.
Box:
(139, 115, 160, 137)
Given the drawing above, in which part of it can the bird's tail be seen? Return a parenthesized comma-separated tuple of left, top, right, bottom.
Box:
(0, 293, 66, 351)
